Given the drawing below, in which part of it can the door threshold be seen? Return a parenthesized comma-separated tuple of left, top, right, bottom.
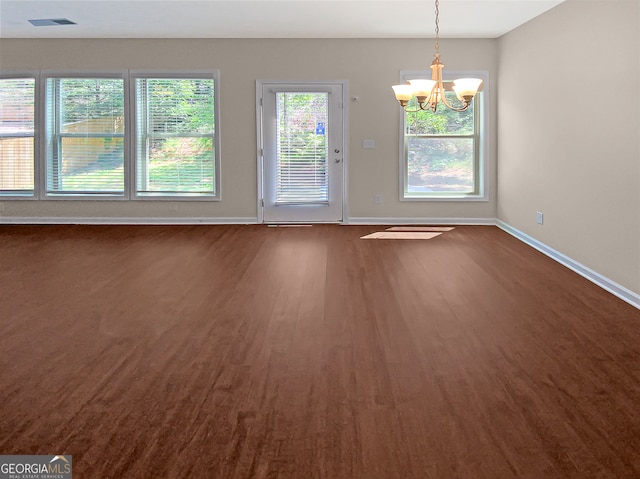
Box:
(267, 224, 314, 227)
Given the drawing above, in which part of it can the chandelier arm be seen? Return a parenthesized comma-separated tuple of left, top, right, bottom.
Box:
(439, 90, 470, 112)
(403, 98, 434, 112)
(434, 73, 471, 112)
(402, 106, 430, 113)
(425, 85, 438, 107)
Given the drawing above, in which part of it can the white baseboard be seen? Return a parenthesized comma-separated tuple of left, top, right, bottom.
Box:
(497, 220, 640, 310)
(0, 216, 259, 225)
(346, 217, 497, 225)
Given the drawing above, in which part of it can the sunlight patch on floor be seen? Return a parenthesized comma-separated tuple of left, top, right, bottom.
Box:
(360, 231, 442, 240)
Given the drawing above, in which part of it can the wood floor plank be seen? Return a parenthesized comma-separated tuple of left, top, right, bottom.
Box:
(1, 224, 640, 478)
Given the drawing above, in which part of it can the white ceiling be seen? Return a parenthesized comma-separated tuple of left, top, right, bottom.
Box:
(0, 0, 565, 39)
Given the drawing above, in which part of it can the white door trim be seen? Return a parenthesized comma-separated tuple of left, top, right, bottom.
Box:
(256, 79, 348, 224)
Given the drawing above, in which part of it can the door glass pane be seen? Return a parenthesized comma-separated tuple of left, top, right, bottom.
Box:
(276, 92, 328, 204)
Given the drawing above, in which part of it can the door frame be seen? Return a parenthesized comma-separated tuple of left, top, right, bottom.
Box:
(256, 79, 349, 224)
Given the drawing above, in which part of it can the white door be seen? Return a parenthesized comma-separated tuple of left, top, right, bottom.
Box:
(259, 82, 344, 223)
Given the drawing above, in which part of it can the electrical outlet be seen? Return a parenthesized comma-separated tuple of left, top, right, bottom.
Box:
(536, 211, 544, 225)
(374, 194, 383, 204)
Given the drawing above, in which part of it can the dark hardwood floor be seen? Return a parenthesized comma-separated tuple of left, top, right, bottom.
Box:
(1, 224, 639, 478)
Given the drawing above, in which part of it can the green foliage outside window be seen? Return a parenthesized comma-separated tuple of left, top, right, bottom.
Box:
(405, 91, 477, 195)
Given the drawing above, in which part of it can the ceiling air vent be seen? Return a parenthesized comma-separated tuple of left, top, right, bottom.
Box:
(28, 18, 77, 27)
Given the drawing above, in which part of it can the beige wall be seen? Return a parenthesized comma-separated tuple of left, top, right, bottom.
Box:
(0, 37, 498, 222)
(497, 0, 640, 293)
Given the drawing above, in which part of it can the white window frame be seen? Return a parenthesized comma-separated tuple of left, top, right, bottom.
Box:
(0, 72, 39, 199)
(398, 70, 489, 202)
(42, 71, 129, 200)
(0, 69, 221, 201)
(130, 70, 221, 201)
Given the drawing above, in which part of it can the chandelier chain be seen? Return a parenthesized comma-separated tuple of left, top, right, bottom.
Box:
(434, 0, 440, 54)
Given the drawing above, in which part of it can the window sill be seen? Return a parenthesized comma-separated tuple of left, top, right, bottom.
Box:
(0, 192, 36, 199)
(401, 194, 488, 202)
(44, 193, 127, 200)
(134, 193, 220, 201)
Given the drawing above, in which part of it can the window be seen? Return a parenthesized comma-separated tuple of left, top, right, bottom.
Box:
(134, 76, 216, 196)
(400, 71, 487, 200)
(0, 70, 219, 200)
(0, 77, 36, 195)
(45, 76, 125, 195)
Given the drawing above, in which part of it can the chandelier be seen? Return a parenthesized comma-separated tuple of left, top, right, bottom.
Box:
(392, 0, 483, 112)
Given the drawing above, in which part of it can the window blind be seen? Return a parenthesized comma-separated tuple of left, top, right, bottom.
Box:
(275, 92, 328, 205)
(0, 78, 35, 192)
(135, 78, 215, 195)
(45, 78, 125, 194)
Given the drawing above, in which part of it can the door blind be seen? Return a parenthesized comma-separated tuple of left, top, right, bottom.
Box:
(275, 92, 328, 204)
